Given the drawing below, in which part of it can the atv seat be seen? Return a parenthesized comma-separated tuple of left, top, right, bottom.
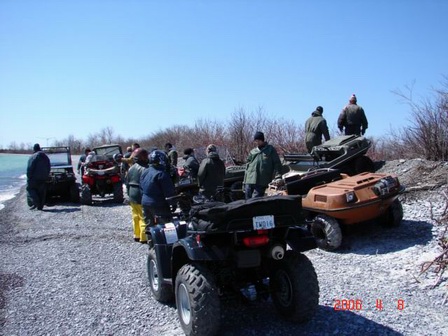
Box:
(319, 134, 358, 147)
(188, 195, 303, 232)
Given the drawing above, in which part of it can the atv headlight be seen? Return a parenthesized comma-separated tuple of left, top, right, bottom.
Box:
(345, 191, 356, 203)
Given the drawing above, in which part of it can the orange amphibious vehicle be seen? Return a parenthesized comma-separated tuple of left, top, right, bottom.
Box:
(268, 169, 405, 251)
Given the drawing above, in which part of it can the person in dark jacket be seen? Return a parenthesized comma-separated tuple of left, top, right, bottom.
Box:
(182, 148, 200, 179)
(126, 148, 149, 243)
(198, 144, 226, 199)
(304, 106, 330, 153)
(26, 143, 51, 210)
(337, 94, 368, 136)
(243, 132, 282, 199)
(164, 142, 178, 167)
(140, 150, 176, 228)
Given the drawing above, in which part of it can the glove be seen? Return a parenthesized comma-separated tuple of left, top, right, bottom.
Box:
(339, 127, 343, 132)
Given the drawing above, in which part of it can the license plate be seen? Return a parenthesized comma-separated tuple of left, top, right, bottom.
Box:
(253, 215, 275, 230)
(164, 223, 178, 244)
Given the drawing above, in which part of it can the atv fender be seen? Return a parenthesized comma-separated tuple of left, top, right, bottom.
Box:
(147, 224, 183, 280)
(153, 243, 174, 280)
(173, 236, 229, 262)
(286, 227, 317, 252)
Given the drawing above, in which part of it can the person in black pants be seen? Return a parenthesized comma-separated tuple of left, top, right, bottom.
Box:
(26, 143, 51, 210)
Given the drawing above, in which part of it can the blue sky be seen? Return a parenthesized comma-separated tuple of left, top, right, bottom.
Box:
(1, 0, 447, 148)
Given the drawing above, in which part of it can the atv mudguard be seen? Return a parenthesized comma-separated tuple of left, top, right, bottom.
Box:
(148, 223, 189, 279)
(286, 226, 317, 252)
(172, 235, 230, 262)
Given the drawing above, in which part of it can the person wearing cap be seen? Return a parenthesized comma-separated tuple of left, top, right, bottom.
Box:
(164, 142, 180, 184)
(243, 132, 282, 199)
(126, 148, 149, 243)
(304, 106, 330, 153)
(26, 143, 51, 210)
(337, 94, 368, 136)
(198, 144, 226, 199)
(182, 147, 200, 179)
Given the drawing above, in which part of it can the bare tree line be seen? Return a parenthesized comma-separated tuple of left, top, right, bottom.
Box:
(4, 77, 448, 163)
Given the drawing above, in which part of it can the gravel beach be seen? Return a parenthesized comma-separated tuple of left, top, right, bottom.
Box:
(1, 159, 447, 336)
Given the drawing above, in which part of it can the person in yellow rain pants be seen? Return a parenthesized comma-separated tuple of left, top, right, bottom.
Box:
(126, 148, 149, 243)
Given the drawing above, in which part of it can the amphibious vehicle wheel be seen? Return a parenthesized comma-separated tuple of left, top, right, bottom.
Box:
(113, 182, 124, 203)
(147, 248, 174, 303)
(80, 185, 92, 205)
(311, 214, 342, 251)
(378, 199, 403, 228)
(270, 251, 319, 322)
(354, 155, 375, 174)
(175, 263, 220, 336)
(70, 183, 80, 203)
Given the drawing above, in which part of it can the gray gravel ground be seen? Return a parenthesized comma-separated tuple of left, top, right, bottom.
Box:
(1, 159, 447, 336)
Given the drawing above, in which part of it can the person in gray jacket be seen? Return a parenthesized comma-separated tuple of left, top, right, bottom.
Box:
(26, 143, 51, 210)
(304, 106, 330, 153)
(337, 94, 368, 136)
(198, 144, 226, 199)
(126, 148, 149, 243)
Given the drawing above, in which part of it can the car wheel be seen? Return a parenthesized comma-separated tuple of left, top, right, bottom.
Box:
(113, 182, 124, 203)
(175, 263, 220, 336)
(147, 248, 174, 303)
(310, 214, 342, 251)
(70, 183, 80, 203)
(80, 185, 92, 205)
(378, 199, 403, 227)
(270, 251, 319, 322)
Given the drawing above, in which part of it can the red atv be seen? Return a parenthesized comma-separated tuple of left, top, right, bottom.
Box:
(80, 144, 124, 205)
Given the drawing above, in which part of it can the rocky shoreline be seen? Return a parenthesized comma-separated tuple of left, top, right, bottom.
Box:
(1, 159, 447, 335)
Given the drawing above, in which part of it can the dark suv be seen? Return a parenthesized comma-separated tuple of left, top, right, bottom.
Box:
(42, 146, 80, 203)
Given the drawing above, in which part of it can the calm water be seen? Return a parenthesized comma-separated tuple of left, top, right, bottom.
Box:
(0, 153, 81, 210)
(0, 154, 29, 210)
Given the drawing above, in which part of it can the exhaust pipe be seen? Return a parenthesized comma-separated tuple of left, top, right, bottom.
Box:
(270, 245, 285, 260)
